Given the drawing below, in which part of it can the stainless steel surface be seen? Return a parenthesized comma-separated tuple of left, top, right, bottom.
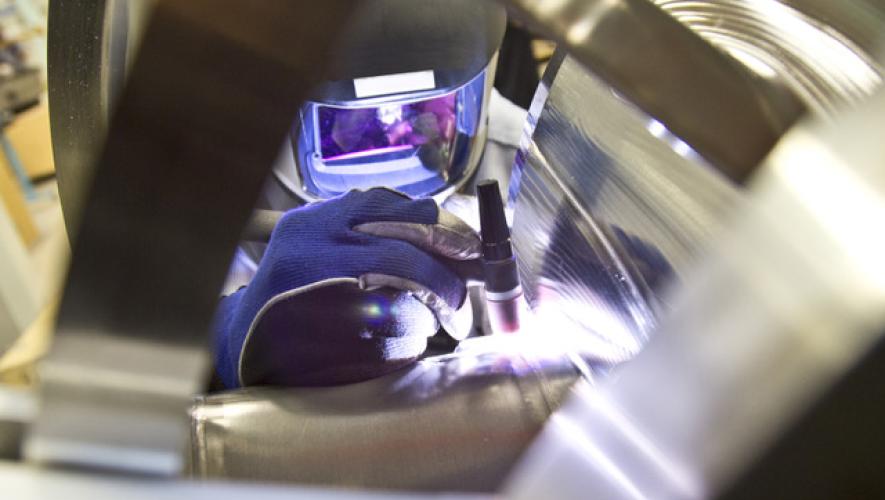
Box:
(25, 335, 207, 474)
(499, 0, 805, 182)
(510, 52, 742, 364)
(778, 0, 885, 59)
(29, 0, 357, 474)
(190, 343, 582, 492)
(506, 87, 885, 499)
(655, 0, 883, 116)
(506, 0, 884, 368)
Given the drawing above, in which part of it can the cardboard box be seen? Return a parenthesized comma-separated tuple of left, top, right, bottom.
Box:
(7, 100, 54, 180)
(0, 159, 38, 247)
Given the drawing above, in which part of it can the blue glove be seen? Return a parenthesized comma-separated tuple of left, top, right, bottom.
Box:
(213, 188, 481, 388)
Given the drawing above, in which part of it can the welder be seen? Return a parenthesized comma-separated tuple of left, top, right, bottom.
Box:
(212, 0, 528, 388)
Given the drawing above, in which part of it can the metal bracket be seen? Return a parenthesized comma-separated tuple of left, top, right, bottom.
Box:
(27, 0, 355, 475)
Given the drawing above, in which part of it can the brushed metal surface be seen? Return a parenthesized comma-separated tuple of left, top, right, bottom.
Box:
(507, 87, 885, 499)
(509, 53, 743, 365)
(190, 345, 582, 492)
(655, 0, 883, 116)
(506, 0, 883, 367)
(499, 0, 805, 182)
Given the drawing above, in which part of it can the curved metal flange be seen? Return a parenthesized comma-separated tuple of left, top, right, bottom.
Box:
(28, 0, 356, 475)
(498, 0, 806, 182)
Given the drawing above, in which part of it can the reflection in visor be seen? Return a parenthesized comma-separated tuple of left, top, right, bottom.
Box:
(294, 67, 488, 199)
(318, 92, 457, 162)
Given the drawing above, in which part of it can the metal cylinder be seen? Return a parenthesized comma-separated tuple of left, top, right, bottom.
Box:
(189, 344, 583, 492)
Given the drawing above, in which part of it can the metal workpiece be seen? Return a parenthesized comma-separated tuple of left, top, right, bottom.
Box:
(498, 0, 805, 182)
(30, 0, 357, 474)
(505, 0, 883, 365)
(507, 88, 885, 499)
(777, 0, 885, 60)
(509, 53, 742, 365)
(25, 335, 208, 474)
(654, 0, 883, 116)
(189, 346, 583, 492)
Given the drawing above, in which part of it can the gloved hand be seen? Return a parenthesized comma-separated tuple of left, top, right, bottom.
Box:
(213, 188, 481, 388)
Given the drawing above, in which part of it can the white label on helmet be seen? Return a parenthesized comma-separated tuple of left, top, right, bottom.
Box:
(353, 70, 436, 98)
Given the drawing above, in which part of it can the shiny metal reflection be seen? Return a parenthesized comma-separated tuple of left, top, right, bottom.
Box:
(777, 0, 885, 59)
(654, 0, 883, 116)
(506, 87, 885, 499)
(189, 344, 582, 492)
(509, 53, 742, 364)
(507, 0, 884, 364)
(499, 0, 806, 182)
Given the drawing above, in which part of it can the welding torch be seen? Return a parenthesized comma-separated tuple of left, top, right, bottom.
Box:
(477, 179, 523, 334)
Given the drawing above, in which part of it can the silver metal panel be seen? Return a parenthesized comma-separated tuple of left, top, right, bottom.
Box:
(499, 0, 805, 182)
(503, 5, 885, 496)
(777, 0, 885, 59)
(506, 0, 883, 367)
(655, 0, 883, 116)
(509, 53, 742, 364)
(505, 82, 885, 500)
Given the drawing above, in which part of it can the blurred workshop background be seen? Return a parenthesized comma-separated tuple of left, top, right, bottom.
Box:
(0, 0, 68, 389)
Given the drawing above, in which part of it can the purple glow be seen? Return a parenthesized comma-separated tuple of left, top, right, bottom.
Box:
(323, 144, 414, 162)
(318, 92, 456, 160)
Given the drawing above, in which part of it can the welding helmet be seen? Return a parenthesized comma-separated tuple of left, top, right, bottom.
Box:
(267, 0, 507, 207)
